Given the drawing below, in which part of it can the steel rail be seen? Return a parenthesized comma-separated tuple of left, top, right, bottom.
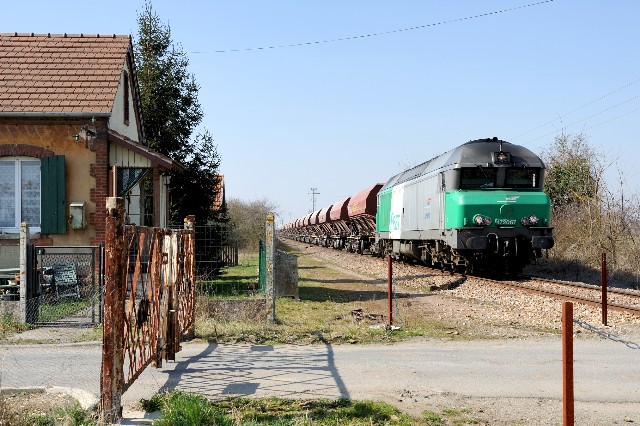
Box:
(522, 274, 640, 297)
(474, 276, 640, 316)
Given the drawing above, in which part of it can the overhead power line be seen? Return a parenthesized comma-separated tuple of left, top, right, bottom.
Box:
(523, 93, 640, 144)
(512, 77, 640, 140)
(201, 0, 555, 53)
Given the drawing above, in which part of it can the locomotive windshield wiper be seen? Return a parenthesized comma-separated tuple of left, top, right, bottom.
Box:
(476, 164, 495, 188)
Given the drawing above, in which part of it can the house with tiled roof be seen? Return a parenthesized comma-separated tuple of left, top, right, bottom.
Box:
(0, 33, 181, 267)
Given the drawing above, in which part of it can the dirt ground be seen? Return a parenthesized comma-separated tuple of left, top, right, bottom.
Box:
(0, 389, 81, 425)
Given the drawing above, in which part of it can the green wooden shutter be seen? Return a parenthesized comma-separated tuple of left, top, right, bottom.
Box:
(41, 155, 67, 234)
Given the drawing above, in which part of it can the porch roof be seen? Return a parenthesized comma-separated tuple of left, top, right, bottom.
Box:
(108, 130, 184, 172)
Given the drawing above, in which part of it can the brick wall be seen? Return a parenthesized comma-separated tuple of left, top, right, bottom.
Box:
(90, 126, 109, 245)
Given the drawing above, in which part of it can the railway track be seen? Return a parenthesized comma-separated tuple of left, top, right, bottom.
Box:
(288, 238, 640, 319)
(468, 274, 640, 317)
(365, 249, 640, 317)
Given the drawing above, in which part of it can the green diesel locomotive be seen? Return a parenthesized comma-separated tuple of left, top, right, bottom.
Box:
(373, 137, 554, 273)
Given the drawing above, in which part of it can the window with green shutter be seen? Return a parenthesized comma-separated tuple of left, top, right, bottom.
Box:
(41, 155, 67, 234)
(0, 157, 42, 233)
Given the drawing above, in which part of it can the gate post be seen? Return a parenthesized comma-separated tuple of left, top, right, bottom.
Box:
(101, 197, 126, 423)
(184, 215, 196, 340)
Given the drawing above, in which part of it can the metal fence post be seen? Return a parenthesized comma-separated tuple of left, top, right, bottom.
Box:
(562, 301, 574, 426)
(601, 252, 607, 326)
(266, 213, 276, 323)
(101, 197, 126, 423)
(388, 256, 393, 327)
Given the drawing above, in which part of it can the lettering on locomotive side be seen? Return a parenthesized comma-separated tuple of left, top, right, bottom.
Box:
(496, 196, 520, 203)
(423, 197, 432, 220)
(495, 218, 517, 225)
(390, 213, 402, 231)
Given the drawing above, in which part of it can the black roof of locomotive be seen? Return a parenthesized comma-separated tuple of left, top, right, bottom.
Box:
(381, 138, 545, 190)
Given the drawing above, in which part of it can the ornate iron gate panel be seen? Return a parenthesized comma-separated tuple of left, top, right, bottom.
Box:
(100, 198, 196, 422)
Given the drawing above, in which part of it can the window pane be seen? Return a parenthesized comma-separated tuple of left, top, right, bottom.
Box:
(0, 161, 16, 227)
(506, 168, 539, 188)
(21, 161, 41, 227)
(460, 168, 497, 189)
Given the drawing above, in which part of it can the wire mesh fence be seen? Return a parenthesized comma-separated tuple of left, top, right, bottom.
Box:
(169, 223, 238, 279)
(25, 245, 103, 326)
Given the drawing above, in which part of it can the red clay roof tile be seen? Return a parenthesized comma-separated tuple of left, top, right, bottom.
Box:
(0, 33, 131, 114)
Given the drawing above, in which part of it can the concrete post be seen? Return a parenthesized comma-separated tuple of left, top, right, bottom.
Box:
(19, 222, 28, 323)
(266, 213, 276, 323)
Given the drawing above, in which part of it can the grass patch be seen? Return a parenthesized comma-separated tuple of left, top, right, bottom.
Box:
(197, 253, 261, 298)
(195, 245, 457, 345)
(143, 392, 420, 425)
(0, 313, 30, 340)
(26, 404, 97, 426)
(38, 298, 91, 322)
(0, 313, 29, 331)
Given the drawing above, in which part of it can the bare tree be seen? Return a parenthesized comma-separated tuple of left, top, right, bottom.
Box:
(541, 133, 640, 286)
(227, 198, 279, 251)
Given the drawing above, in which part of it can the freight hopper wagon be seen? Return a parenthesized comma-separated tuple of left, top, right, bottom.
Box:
(345, 184, 383, 253)
(374, 138, 554, 274)
(286, 185, 383, 254)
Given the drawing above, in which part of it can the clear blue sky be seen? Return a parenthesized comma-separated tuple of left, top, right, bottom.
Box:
(2, 1, 639, 225)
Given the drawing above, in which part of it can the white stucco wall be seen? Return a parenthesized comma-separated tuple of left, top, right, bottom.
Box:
(108, 59, 139, 142)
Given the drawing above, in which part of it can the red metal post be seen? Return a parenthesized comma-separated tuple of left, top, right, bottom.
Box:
(601, 252, 608, 326)
(388, 256, 393, 326)
(562, 302, 574, 426)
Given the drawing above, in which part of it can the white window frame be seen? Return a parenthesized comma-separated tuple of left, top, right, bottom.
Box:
(0, 156, 41, 234)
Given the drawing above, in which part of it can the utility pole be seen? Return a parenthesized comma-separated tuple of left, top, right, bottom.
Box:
(310, 187, 320, 212)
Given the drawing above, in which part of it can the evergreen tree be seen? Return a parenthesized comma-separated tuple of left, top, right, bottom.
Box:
(135, 1, 220, 223)
(169, 131, 221, 224)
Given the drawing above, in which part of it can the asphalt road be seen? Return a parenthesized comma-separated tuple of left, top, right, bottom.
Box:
(1, 336, 638, 424)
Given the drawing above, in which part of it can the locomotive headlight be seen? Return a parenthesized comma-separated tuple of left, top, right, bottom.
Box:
(521, 214, 539, 226)
(473, 214, 492, 226)
(494, 151, 511, 163)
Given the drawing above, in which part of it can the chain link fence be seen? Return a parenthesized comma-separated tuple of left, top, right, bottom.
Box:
(26, 245, 103, 326)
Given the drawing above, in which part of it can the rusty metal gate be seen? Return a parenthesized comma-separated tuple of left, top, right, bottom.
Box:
(26, 244, 103, 326)
(101, 198, 196, 422)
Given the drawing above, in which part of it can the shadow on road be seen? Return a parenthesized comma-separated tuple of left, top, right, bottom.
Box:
(157, 340, 350, 400)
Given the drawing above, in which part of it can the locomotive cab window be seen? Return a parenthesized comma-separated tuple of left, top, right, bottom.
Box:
(505, 168, 540, 188)
(459, 168, 497, 189)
